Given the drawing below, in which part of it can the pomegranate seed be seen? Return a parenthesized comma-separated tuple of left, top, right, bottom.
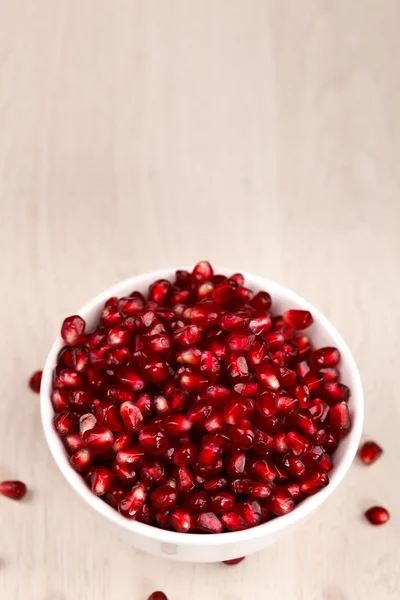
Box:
(64, 433, 85, 454)
(170, 507, 193, 533)
(148, 279, 171, 305)
(212, 280, 237, 304)
(90, 467, 116, 496)
(309, 398, 330, 422)
(200, 350, 220, 379)
(118, 483, 147, 518)
(51, 389, 70, 412)
(224, 453, 246, 477)
(221, 510, 247, 531)
(227, 478, 251, 497)
(195, 511, 223, 533)
(230, 419, 255, 450)
(226, 354, 250, 382)
(256, 391, 277, 418)
(161, 414, 192, 436)
(148, 334, 172, 355)
(210, 492, 236, 514)
(113, 462, 137, 486)
(147, 592, 168, 600)
(300, 470, 329, 495)
(311, 347, 340, 368)
(185, 490, 209, 513)
(70, 448, 94, 472)
(234, 382, 259, 397)
(302, 371, 323, 393)
(29, 370, 42, 393)
(230, 273, 244, 286)
(283, 310, 313, 330)
(239, 499, 262, 527)
(365, 506, 390, 525)
(221, 311, 251, 331)
(116, 445, 145, 469)
(196, 281, 214, 300)
(87, 368, 107, 392)
(150, 485, 178, 511)
(56, 368, 85, 388)
(61, 315, 86, 345)
(176, 466, 197, 495)
(224, 397, 253, 425)
(176, 346, 202, 366)
(292, 411, 317, 437)
(273, 431, 289, 453)
(223, 557, 246, 566)
(285, 482, 304, 501)
(282, 454, 307, 478)
(120, 401, 144, 433)
(329, 402, 351, 431)
(226, 333, 255, 353)
(249, 458, 276, 483)
(267, 488, 294, 515)
(70, 388, 93, 411)
(105, 485, 126, 509)
(83, 425, 114, 454)
(322, 382, 350, 404)
(118, 295, 145, 315)
(180, 372, 208, 393)
(0, 480, 27, 500)
(78, 413, 96, 436)
(256, 364, 280, 390)
(253, 429, 274, 455)
(140, 461, 167, 486)
(248, 312, 272, 335)
(173, 325, 201, 348)
(139, 425, 168, 455)
(275, 391, 299, 416)
(358, 441, 383, 465)
(250, 291, 271, 310)
(54, 412, 79, 436)
(286, 431, 311, 457)
(206, 384, 232, 404)
(263, 331, 284, 351)
(193, 261, 213, 281)
(319, 367, 340, 382)
(247, 481, 272, 499)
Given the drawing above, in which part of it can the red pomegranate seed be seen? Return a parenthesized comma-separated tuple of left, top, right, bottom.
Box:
(253, 429, 274, 455)
(224, 397, 253, 425)
(223, 557, 246, 566)
(263, 332, 284, 351)
(118, 294, 145, 315)
(256, 391, 277, 418)
(221, 311, 251, 331)
(79, 413, 97, 436)
(234, 382, 259, 397)
(292, 411, 317, 437)
(230, 273, 244, 286)
(256, 364, 280, 390)
(176, 346, 202, 366)
(173, 443, 198, 467)
(56, 368, 85, 388)
(285, 482, 303, 501)
(273, 431, 289, 453)
(162, 414, 192, 436)
(282, 454, 307, 478)
(51, 389, 70, 412)
(193, 261, 213, 281)
(139, 425, 168, 455)
(319, 367, 340, 382)
(230, 419, 255, 450)
(267, 488, 294, 515)
(61, 315, 86, 345)
(87, 368, 107, 392)
(140, 461, 167, 485)
(247, 481, 272, 499)
(248, 312, 272, 335)
(212, 280, 237, 304)
(0, 480, 27, 500)
(29, 370, 42, 393)
(148, 279, 171, 305)
(64, 433, 85, 454)
(173, 325, 201, 348)
(116, 368, 146, 391)
(300, 470, 329, 495)
(105, 485, 126, 508)
(249, 458, 276, 483)
(118, 483, 147, 518)
(195, 511, 223, 533)
(169, 507, 193, 533)
(250, 291, 271, 310)
(358, 441, 383, 465)
(286, 431, 311, 457)
(150, 485, 178, 511)
(309, 398, 330, 422)
(185, 490, 209, 513)
(311, 347, 340, 368)
(365, 506, 390, 525)
(116, 445, 145, 469)
(329, 402, 351, 431)
(90, 467, 116, 496)
(226, 333, 255, 353)
(224, 453, 246, 477)
(180, 372, 208, 392)
(147, 592, 168, 600)
(70, 447, 94, 473)
(226, 354, 250, 382)
(302, 370, 323, 392)
(221, 510, 247, 531)
(200, 350, 220, 379)
(113, 462, 137, 486)
(275, 391, 299, 416)
(283, 310, 313, 330)
(69, 388, 93, 411)
(322, 382, 350, 404)
(239, 499, 262, 527)
(83, 425, 114, 454)
(210, 492, 236, 514)
(54, 412, 79, 436)
(120, 401, 144, 433)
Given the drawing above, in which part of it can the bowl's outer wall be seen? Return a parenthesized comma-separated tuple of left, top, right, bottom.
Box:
(41, 268, 363, 562)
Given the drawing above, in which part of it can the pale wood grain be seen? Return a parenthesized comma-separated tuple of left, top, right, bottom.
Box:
(0, 1, 399, 598)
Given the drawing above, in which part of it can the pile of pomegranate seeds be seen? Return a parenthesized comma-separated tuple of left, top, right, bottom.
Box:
(52, 262, 352, 534)
(0, 480, 27, 500)
(29, 370, 42, 393)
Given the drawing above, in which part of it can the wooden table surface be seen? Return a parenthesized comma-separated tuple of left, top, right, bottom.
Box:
(1, 1, 399, 599)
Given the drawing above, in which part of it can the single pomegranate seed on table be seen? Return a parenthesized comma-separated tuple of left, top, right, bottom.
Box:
(364, 506, 390, 525)
(358, 441, 383, 465)
(147, 592, 168, 600)
(0, 480, 27, 500)
(29, 370, 42, 393)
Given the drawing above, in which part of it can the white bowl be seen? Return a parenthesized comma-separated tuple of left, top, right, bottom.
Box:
(41, 268, 363, 562)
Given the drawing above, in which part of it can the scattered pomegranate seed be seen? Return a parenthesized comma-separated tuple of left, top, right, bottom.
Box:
(0, 480, 27, 500)
(51, 263, 351, 532)
(223, 557, 246, 566)
(358, 441, 383, 465)
(29, 370, 42, 393)
(364, 506, 390, 525)
(147, 592, 168, 600)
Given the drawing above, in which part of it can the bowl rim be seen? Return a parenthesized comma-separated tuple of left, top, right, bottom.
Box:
(40, 267, 364, 547)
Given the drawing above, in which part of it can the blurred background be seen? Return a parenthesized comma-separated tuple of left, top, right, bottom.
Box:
(0, 1, 399, 599)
